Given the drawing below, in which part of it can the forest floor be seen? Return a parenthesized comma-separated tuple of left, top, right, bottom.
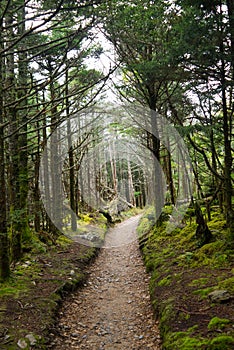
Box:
(0, 210, 233, 349)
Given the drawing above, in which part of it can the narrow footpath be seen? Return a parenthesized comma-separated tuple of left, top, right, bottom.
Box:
(50, 215, 161, 349)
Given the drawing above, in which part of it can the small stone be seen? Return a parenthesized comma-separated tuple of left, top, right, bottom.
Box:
(25, 333, 37, 345)
(78, 322, 86, 328)
(70, 270, 75, 275)
(71, 333, 79, 338)
(17, 339, 28, 349)
(139, 335, 144, 340)
(208, 290, 231, 303)
(63, 325, 70, 330)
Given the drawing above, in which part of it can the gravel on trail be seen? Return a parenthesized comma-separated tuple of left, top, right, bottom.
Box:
(50, 215, 161, 349)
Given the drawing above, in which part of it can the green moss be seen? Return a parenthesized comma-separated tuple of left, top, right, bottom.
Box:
(23, 233, 48, 254)
(0, 283, 28, 298)
(193, 286, 216, 298)
(80, 247, 97, 262)
(210, 335, 234, 349)
(31, 240, 47, 254)
(157, 275, 172, 287)
(122, 207, 143, 218)
(56, 235, 72, 247)
(188, 325, 199, 332)
(177, 252, 194, 265)
(137, 206, 155, 237)
(199, 241, 224, 255)
(218, 276, 234, 293)
(176, 223, 197, 247)
(144, 253, 164, 272)
(207, 216, 226, 233)
(149, 270, 160, 294)
(137, 217, 152, 237)
(208, 317, 232, 330)
(79, 213, 93, 224)
(189, 277, 209, 287)
(163, 331, 234, 350)
(159, 298, 175, 337)
(163, 333, 206, 350)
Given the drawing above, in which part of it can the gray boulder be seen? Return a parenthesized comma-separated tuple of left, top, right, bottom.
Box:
(208, 290, 231, 303)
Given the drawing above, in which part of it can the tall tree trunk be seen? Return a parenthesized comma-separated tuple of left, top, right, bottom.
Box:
(41, 90, 51, 231)
(226, 0, 234, 79)
(34, 119, 41, 232)
(49, 64, 62, 233)
(220, 10, 234, 230)
(127, 158, 135, 206)
(65, 63, 77, 229)
(5, 11, 21, 261)
(15, 1, 29, 258)
(67, 121, 77, 231)
(148, 96, 164, 220)
(109, 139, 118, 196)
(0, 23, 10, 279)
(164, 137, 175, 205)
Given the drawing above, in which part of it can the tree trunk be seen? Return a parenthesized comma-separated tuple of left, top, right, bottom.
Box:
(148, 93, 164, 220)
(5, 11, 21, 261)
(226, 0, 234, 79)
(0, 24, 10, 279)
(67, 119, 77, 231)
(127, 158, 135, 206)
(15, 1, 29, 259)
(34, 120, 41, 232)
(49, 64, 62, 233)
(194, 202, 213, 247)
(220, 20, 234, 230)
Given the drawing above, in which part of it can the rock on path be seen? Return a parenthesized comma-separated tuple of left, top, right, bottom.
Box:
(50, 215, 161, 349)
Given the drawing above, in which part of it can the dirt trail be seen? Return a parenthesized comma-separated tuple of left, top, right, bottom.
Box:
(50, 215, 161, 349)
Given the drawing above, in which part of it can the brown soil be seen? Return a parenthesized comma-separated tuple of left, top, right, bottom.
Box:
(49, 215, 161, 349)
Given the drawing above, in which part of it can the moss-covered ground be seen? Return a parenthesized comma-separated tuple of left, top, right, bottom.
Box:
(138, 205, 234, 350)
(0, 212, 108, 349)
